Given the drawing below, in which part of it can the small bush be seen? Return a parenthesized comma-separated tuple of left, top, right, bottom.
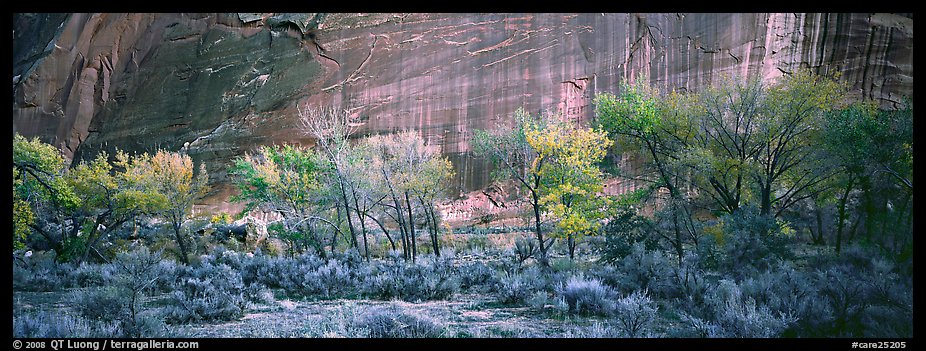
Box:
(496, 274, 533, 305)
(614, 244, 676, 298)
(527, 290, 551, 310)
(362, 254, 460, 302)
(671, 253, 713, 311)
(71, 286, 129, 322)
(13, 310, 121, 338)
(69, 262, 111, 287)
(613, 290, 659, 337)
(704, 279, 797, 337)
(716, 208, 792, 278)
(301, 258, 354, 298)
(676, 313, 721, 338)
(120, 310, 170, 338)
(13, 251, 70, 291)
(457, 261, 499, 292)
(600, 207, 656, 263)
(559, 276, 617, 316)
(738, 262, 818, 334)
(165, 262, 248, 323)
(358, 307, 446, 338)
(513, 236, 537, 267)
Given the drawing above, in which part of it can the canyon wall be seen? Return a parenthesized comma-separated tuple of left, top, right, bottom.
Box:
(12, 13, 914, 212)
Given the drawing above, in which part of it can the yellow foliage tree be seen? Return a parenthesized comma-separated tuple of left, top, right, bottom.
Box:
(122, 150, 208, 265)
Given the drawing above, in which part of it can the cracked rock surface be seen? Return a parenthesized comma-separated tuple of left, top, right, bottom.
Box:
(12, 13, 914, 211)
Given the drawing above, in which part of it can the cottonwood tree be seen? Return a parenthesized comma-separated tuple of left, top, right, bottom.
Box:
(123, 150, 208, 265)
(525, 119, 612, 260)
(66, 151, 166, 263)
(821, 100, 913, 253)
(300, 104, 362, 251)
(341, 142, 385, 261)
(13, 134, 81, 259)
(231, 145, 341, 258)
(396, 132, 454, 258)
(755, 70, 847, 218)
(818, 102, 877, 252)
(595, 82, 700, 264)
(367, 130, 453, 261)
(365, 133, 414, 260)
(686, 75, 767, 215)
(472, 108, 562, 266)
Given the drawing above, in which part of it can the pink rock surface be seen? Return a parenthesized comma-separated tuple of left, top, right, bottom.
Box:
(12, 13, 914, 212)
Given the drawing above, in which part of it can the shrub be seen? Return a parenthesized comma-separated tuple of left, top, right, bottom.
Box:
(71, 286, 129, 322)
(69, 262, 111, 287)
(599, 207, 656, 263)
(676, 313, 721, 338)
(457, 261, 499, 292)
(565, 322, 621, 338)
(13, 310, 120, 338)
(513, 236, 537, 267)
(614, 243, 676, 298)
(301, 258, 354, 298)
(120, 310, 170, 338)
(65, 248, 174, 337)
(613, 290, 659, 337)
(738, 262, 818, 335)
(357, 306, 446, 338)
(496, 273, 533, 305)
(559, 276, 617, 316)
(362, 254, 460, 302)
(13, 251, 70, 291)
(399, 255, 460, 301)
(811, 265, 869, 337)
(703, 279, 797, 337)
(671, 253, 714, 311)
(716, 207, 792, 278)
(164, 262, 248, 323)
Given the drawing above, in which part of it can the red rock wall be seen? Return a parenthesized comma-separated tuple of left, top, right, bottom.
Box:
(12, 13, 914, 212)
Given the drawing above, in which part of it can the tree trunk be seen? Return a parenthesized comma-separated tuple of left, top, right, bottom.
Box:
(383, 168, 410, 261)
(760, 183, 772, 217)
(531, 186, 548, 267)
(405, 191, 417, 262)
(814, 208, 826, 246)
(174, 221, 190, 265)
(369, 215, 396, 251)
(352, 192, 371, 262)
(337, 179, 358, 250)
(895, 191, 912, 251)
(862, 179, 875, 243)
(567, 233, 575, 260)
(835, 176, 856, 254)
(332, 206, 342, 253)
(430, 204, 441, 257)
(426, 203, 441, 257)
(847, 211, 861, 244)
(673, 207, 684, 265)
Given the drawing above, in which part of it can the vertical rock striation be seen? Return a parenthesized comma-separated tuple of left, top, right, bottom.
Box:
(12, 13, 914, 211)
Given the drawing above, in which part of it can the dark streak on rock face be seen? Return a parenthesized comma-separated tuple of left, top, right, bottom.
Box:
(12, 13, 914, 212)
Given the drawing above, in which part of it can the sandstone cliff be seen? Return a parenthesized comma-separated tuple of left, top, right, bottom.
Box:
(12, 13, 914, 212)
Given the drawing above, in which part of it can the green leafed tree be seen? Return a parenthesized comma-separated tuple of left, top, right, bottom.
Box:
(65, 151, 167, 263)
(474, 108, 613, 265)
(14, 134, 81, 259)
(595, 81, 701, 264)
(755, 70, 848, 217)
(231, 144, 338, 258)
(122, 150, 208, 265)
(525, 119, 613, 260)
(472, 108, 554, 266)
